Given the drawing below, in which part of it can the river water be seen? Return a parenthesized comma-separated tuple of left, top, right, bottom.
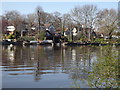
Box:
(1, 45, 119, 88)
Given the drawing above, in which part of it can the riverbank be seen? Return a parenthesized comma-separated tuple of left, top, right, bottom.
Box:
(1, 40, 120, 46)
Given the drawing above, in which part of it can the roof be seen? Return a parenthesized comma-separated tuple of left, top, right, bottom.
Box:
(64, 28, 69, 31)
(7, 26, 15, 31)
(44, 24, 51, 28)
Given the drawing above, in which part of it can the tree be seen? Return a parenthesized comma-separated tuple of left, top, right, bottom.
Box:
(71, 5, 98, 28)
(45, 13, 55, 24)
(71, 6, 82, 25)
(1, 16, 9, 33)
(52, 11, 62, 29)
(36, 6, 44, 34)
(3, 10, 24, 31)
(87, 46, 119, 88)
(96, 9, 118, 39)
(62, 13, 74, 40)
(26, 13, 36, 34)
(62, 13, 73, 29)
(71, 5, 98, 40)
(81, 5, 97, 28)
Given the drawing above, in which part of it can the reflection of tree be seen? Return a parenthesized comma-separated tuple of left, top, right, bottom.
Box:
(3, 45, 119, 88)
(60, 46, 95, 88)
(87, 46, 119, 88)
(66, 46, 95, 80)
(62, 46, 97, 88)
(33, 46, 63, 81)
(2, 45, 15, 65)
(34, 46, 45, 81)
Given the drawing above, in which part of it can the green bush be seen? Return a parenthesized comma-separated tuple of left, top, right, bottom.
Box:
(87, 46, 119, 88)
(116, 38, 120, 43)
(7, 34, 15, 39)
(35, 31, 45, 40)
(17, 36, 35, 41)
(92, 38, 107, 43)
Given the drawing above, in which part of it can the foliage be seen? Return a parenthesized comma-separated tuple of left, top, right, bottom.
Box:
(96, 9, 118, 39)
(92, 38, 106, 43)
(7, 34, 15, 39)
(14, 30, 21, 39)
(35, 31, 45, 40)
(116, 38, 120, 43)
(17, 36, 35, 41)
(91, 38, 120, 44)
(68, 39, 73, 42)
(79, 36, 88, 43)
(87, 46, 119, 88)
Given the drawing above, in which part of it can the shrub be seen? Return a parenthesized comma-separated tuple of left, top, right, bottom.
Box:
(35, 31, 45, 40)
(92, 38, 106, 43)
(17, 36, 35, 41)
(7, 34, 15, 39)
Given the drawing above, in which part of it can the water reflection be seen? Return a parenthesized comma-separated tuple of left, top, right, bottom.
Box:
(2, 45, 119, 88)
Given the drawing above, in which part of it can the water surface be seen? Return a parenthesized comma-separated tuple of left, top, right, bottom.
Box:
(1, 45, 119, 88)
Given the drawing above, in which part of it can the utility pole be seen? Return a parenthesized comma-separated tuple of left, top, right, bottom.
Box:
(37, 10, 40, 34)
(62, 19, 65, 35)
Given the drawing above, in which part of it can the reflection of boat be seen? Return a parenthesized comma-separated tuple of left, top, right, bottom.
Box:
(1, 40, 11, 45)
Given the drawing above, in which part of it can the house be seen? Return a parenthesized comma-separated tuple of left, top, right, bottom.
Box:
(64, 27, 78, 37)
(72, 28, 78, 36)
(44, 24, 56, 34)
(112, 29, 120, 39)
(64, 28, 70, 36)
(3, 26, 16, 41)
(44, 24, 56, 40)
(7, 26, 15, 34)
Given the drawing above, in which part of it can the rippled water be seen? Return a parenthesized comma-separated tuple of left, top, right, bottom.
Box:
(1, 45, 119, 88)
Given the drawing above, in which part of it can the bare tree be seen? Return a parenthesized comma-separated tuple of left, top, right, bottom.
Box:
(36, 6, 44, 33)
(62, 13, 73, 29)
(52, 11, 62, 29)
(96, 9, 118, 39)
(82, 5, 97, 28)
(1, 16, 9, 33)
(71, 5, 98, 40)
(71, 6, 82, 25)
(3, 10, 24, 31)
(26, 13, 36, 30)
(45, 13, 55, 23)
(71, 5, 98, 28)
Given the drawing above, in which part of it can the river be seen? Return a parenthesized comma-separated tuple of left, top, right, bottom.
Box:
(1, 45, 119, 88)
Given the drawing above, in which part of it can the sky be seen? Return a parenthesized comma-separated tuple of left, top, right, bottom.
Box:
(1, 1, 119, 15)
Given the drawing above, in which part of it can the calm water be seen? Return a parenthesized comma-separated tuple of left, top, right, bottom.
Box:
(1, 45, 119, 88)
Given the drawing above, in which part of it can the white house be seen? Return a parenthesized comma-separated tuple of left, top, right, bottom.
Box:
(7, 26, 15, 32)
(72, 28, 78, 36)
